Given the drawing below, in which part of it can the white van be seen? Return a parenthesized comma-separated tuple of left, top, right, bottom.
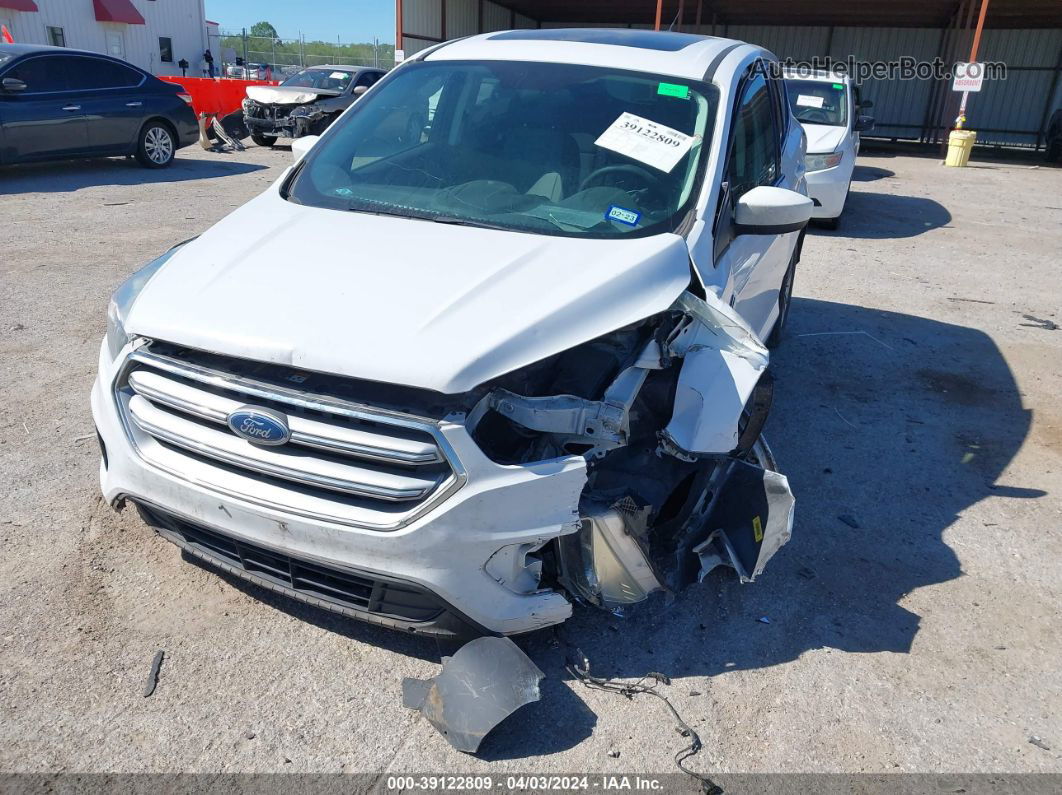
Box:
(784, 70, 874, 229)
(93, 29, 812, 637)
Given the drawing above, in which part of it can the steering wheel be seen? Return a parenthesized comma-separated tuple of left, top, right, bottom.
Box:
(579, 164, 666, 195)
(800, 108, 831, 124)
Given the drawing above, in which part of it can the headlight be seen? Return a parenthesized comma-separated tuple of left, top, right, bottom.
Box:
(805, 152, 843, 172)
(105, 243, 186, 361)
(241, 97, 254, 113)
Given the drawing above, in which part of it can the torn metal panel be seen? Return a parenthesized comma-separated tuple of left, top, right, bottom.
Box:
(485, 338, 665, 455)
(662, 291, 770, 457)
(693, 460, 795, 583)
(402, 637, 544, 753)
(557, 497, 663, 610)
(484, 540, 548, 595)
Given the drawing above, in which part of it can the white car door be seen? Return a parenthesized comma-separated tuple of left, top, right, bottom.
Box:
(712, 65, 794, 340)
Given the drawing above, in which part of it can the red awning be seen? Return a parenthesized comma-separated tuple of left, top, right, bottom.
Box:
(92, 0, 145, 25)
(0, 1, 40, 12)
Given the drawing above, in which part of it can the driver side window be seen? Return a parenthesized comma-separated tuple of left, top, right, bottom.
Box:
(727, 70, 779, 199)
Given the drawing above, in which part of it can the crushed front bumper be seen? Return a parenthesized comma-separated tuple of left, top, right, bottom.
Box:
(91, 340, 587, 637)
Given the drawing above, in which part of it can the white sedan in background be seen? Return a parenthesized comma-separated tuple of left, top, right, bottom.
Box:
(785, 71, 874, 229)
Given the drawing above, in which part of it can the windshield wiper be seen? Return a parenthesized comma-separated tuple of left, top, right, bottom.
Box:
(426, 215, 512, 232)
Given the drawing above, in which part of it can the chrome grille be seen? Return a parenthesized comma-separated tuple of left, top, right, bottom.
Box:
(115, 346, 464, 530)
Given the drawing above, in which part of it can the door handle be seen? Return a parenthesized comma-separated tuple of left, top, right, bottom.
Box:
(61, 104, 81, 112)
(125, 101, 143, 107)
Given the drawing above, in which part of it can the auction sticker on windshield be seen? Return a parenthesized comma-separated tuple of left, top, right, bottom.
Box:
(796, 94, 825, 109)
(595, 112, 698, 173)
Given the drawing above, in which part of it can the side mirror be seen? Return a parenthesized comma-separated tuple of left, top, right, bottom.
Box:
(854, 115, 875, 133)
(352, 85, 368, 97)
(734, 185, 813, 235)
(291, 134, 320, 163)
(2, 77, 27, 93)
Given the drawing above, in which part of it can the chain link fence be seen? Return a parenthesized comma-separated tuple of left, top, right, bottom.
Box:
(206, 29, 396, 79)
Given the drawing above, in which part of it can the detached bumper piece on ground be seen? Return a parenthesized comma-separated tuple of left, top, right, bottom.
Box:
(402, 637, 544, 753)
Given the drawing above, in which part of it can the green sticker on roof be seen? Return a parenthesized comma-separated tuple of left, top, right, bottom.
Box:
(832, 83, 844, 90)
(658, 82, 690, 99)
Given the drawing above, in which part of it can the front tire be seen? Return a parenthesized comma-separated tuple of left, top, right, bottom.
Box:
(135, 122, 176, 168)
(251, 133, 278, 147)
(766, 255, 796, 349)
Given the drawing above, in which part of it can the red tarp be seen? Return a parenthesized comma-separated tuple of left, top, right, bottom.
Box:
(158, 76, 278, 117)
(0, 1, 39, 12)
(92, 0, 145, 25)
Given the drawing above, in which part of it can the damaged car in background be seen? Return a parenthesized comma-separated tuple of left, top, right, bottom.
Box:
(93, 29, 812, 639)
(242, 64, 385, 146)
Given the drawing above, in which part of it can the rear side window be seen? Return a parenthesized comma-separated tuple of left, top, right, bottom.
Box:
(4, 55, 70, 93)
(66, 56, 143, 90)
(727, 71, 779, 198)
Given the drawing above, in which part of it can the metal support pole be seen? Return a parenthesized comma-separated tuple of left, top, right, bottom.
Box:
(397, 0, 404, 56)
(241, 27, 247, 67)
(968, 0, 990, 62)
(654, 0, 663, 31)
(955, 0, 990, 130)
(675, 0, 685, 32)
(694, 0, 703, 33)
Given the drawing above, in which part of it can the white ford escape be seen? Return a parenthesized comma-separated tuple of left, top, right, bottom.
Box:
(92, 29, 812, 638)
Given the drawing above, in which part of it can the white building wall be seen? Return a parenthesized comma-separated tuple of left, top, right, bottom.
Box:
(0, 0, 208, 77)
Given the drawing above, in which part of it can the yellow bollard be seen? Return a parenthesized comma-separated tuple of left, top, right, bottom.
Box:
(945, 130, 977, 167)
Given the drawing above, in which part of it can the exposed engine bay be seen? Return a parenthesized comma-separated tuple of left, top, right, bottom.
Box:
(461, 288, 795, 613)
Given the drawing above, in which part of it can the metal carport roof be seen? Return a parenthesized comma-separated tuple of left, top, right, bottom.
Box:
(493, 1, 1062, 29)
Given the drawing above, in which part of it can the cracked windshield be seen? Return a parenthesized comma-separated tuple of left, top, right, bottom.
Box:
(287, 60, 719, 237)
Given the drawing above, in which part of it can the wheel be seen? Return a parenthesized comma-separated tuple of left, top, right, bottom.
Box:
(251, 133, 278, 147)
(135, 122, 176, 168)
(766, 255, 796, 349)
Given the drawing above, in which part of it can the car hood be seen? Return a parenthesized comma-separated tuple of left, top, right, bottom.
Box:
(126, 187, 693, 394)
(801, 123, 849, 154)
(246, 85, 339, 105)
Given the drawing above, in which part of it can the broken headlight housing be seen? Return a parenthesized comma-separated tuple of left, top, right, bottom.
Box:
(105, 243, 185, 361)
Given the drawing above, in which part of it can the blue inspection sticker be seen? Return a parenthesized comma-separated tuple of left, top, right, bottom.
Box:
(606, 205, 641, 226)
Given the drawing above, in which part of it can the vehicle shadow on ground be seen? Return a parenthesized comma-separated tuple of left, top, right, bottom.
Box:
(851, 164, 895, 181)
(812, 190, 952, 238)
(526, 297, 1035, 684)
(0, 156, 268, 194)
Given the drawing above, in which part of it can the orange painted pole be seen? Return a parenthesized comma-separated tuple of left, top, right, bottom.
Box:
(968, 0, 990, 62)
(396, 0, 404, 58)
(654, 0, 664, 31)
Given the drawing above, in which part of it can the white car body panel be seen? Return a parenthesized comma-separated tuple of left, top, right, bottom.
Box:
(124, 185, 693, 395)
(93, 30, 808, 636)
(245, 85, 330, 105)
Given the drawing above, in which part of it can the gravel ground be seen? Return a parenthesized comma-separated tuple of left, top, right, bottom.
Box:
(1, 143, 1060, 782)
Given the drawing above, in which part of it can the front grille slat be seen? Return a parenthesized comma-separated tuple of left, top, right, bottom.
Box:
(127, 369, 444, 465)
(115, 345, 465, 530)
(127, 395, 439, 501)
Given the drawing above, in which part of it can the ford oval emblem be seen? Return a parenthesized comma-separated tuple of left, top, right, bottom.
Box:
(226, 406, 291, 446)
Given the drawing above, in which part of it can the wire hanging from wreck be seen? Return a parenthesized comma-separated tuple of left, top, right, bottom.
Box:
(561, 637, 723, 795)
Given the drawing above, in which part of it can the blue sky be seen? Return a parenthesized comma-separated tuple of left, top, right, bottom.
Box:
(206, 0, 395, 44)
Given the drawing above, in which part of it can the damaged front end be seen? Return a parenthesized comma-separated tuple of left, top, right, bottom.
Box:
(468, 289, 795, 616)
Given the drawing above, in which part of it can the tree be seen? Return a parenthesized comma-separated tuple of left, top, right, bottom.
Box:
(250, 21, 279, 40)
